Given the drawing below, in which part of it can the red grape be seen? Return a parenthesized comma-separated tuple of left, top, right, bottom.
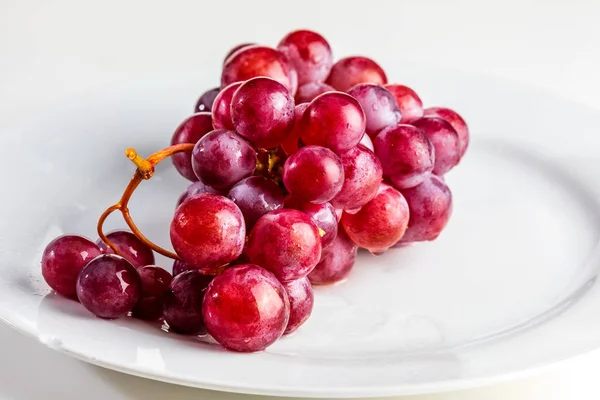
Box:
(300, 91, 366, 155)
(191, 129, 257, 190)
(341, 183, 409, 253)
(194, 87, 220, 113)
(330, 144, 382, 212)
(384, 84, 424, 123)
(212, 82, 242, 130)
(374, 124, 435, 189)
(171, 193, 245, 271)
(277, 30, 333, 85)
(295, 82, 335, 104)
(202, 264, 289, 352)
(326, 56, 387, 92)
(280, 103, 308, 155)
(283, 145, 344, 204)
(96, 230, 155, 269)
(309, 228, 357, 285)
(424, 107, 469, 158)
(163, 270, 213, 335)
(221, 45, 293, 91)
(41, 235, 102, 298)
(347, 83, 401, 136)
(223, 42, 256, 65)
(132, 265, 172, 320)
(172, 260, 189, 277)
(170, 112, 213, 181)
(176, 181, 223, 208)
(247, 209, 322, 282)
(412, 117, 460, 175)
(227, 176, 285, 230)
(76, 254, 141, 319)
(230, 77, 295, 149)
(284, 196, 338, 249)
(282, 277, 314, 334)
(397, 175, 453, 244)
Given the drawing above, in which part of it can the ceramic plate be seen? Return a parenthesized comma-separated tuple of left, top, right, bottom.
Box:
(1, 63, 600, 398)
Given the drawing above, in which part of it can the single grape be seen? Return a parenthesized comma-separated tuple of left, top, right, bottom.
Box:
(326, 56, 387, 92)
(384, 84, 424, 123)
(330, 145, 382, 212)
(176, 181, 223, 208)
(412, 117, 460, 175)
(280, 103, 308, 155)
(282, 277, 314, 334)
(223, 42, 256, 65)
(76, 254, 141, 319)
(227, 176, 284, 230)
(230, 77, 295, 149)
(424, 107, 469, 158)
(277, 30, 333, 85)
(300, 91, 366, 155)
(397, 175, 453, 244)
(171, 193, 245, 270)
(163, 270, 213, 335)
(96, 230, 155, 270)
(247, 209, 322, 282)
(41, 235, 102, 298)
(212, 82, 242, 130)
(191, 129, 257, 190)
(132, 265, 173, 320)
(284, 196, 338, 249)
(194, 87, 220, 113)
(295, 82, 335, 104)
(374, 124, 435, 189)
(359, 132, 374, 151)
(172, 260, 189, 277)
(221, 45, 294, 91)
(341, 183, 410, 253)
(347, 84, 401, 136)
(170, 112, 214, 181)
(309, 228, 357, 285)
(202, 264, 289, 352)
(283, 145, 344, 204)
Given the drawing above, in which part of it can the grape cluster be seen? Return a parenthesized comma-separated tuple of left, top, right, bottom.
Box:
(40, 29, 468, 353)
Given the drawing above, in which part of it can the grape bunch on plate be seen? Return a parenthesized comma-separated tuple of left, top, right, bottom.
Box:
(40, 29, 468, 353)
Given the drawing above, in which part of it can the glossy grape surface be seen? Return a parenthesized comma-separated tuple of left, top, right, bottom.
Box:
(212, 82, 242, 130)
(277, 30, 333, 85)
(132, 266, 173, 320)
(194, 87, 220, 113)
(326, 56, 387, 91)
(227, 176, 284, 230)
(347, 83, 401, 136)
(309, 228, 357, 285)
(163, 270, 213, 334)
(282, 277, 314, 334)
(176, 181, 223, 208)
(280, 103, 308, 155)
(412, 117, 460, 175)
(424, 107, 469, 158)
(384, 84, 424, 123)
(170, 112, 214, 181)
(284, 196, 338, 249)
(96, 230, 155, 269)
(295, 82, 335, 104)
(221, 45, 293, 90)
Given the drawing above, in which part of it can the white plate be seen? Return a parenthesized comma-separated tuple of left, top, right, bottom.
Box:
(1, 64, 600, 398)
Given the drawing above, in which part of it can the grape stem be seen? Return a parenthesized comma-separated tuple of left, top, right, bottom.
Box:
(97, 143, 195, 260)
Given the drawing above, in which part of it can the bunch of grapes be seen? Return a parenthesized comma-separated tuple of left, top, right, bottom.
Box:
(41, 29, 468, 353)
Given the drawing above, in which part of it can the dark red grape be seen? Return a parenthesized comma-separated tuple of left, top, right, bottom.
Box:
(212, 82, 242, 130)
(282, 277, 314, 334)
(76, 254, 141, 319)
(223, 43, 256, 65)
(171, 193, 245, 270)
(202, 264, 289, 352)
(347, 84, 401, 136)
(300, 91, 366, 155)
(96, 230, 155, 269)
(295, 82, 335, 104)
(341, 183, 409, 253)
(170, 112, 213, 181)
(326, 56, 387, 91)
(41, 235, 102, 298)
(172, 260, 190, 277)
(191, 129, 257, 190)
(163, 270, 213, 334)
(424, 107, 469, 158)
(284, 196, 338, 249)
(280, 103, 308, 155)
(194, 87, 220, 113)
(384, 84, 424, 123)
(277, 30, 333, 85)
(412, 117, 460, 175)
(283, 145, 344, 203)
(176, 181, 223, 208)
(374, 124, 435, 189)
(247, 209, 322, 282)
(227, 176, 284, 230)
(330, 145, 382, 212)
(309, 228, 357, 285)
(132, 265, 172, 320)
(397, 175, 453, 244)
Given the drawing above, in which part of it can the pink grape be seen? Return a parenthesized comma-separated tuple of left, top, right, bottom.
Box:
(132, 265, 173, 320)
(247, 209, 322, 282)
(374, 124, 435, 189)
(277, 30, 333, 85)
(384, 84, 424, 123)
(341, 183, 410, 253)
(96, 230, 155, 269)
(347, 83, 401, 136)
(221, 45, 294, 90)
(230, 77, 295, 149)
(284, 196, 338, 249)
(295, 82, 335, 104)
(424, 107, 469, 158)
(282, 277, 314, 334)
(194, 87, 220, 113)
(191, 129, 257, 190)
(176, 181, 223, 208)
(202, 264, 290, 352)
(412, 117, 460, 175)
(227, 176, 285, 230)
(300, 91, 366, 155)
(163, 270, 213, 334)
(283, 145, 344, 204)
(223, 42, 256, 65)
(170, 112, 213, 181)
(41, 235, 102, 298)
(309, 228, 357, 285)
(212, 82, 242, 130)
(326, 56, 387, 91)
(280, 103, 308, 155)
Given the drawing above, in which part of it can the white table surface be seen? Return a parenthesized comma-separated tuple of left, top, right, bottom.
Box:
(1, 0, 600, 398)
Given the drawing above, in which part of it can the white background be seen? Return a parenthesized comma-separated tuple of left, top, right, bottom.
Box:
(1, 0, 600, 398)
